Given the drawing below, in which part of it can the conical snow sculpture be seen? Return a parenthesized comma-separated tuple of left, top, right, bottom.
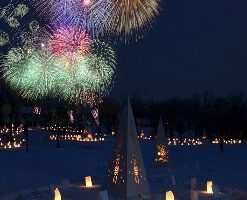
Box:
(103, 98, 150, 199)
(154, 117, 169, 165)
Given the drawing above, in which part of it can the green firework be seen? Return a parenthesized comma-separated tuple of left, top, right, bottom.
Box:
(2, 47, 64, 100)
(58, 40, 116, 104)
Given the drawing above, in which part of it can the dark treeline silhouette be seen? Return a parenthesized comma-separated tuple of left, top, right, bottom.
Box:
(100, 92, 247, 142)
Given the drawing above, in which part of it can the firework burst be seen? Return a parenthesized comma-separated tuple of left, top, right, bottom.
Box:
(31, 0, 111, 38)
(57, 40, 116, 105)
(0, 30, 9, 46)
(107, 0, 161, 38)
(84, 54, 115, 93)
(0, 0, 43, 53)
(2, 46, 64, 100)
(89, 40, 116, 93)
(50, 26, 91, 59)
(1, 2, 30, 28)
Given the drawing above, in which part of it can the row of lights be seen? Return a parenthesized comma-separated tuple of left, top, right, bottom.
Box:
(48, 127, 243, 145)
(168, 138, 203, 146)
(212, 138, 242, 144)
(47, 125, 85, 134)
(48, 126, 107, 137)
(49, 134, 105, 142)
(0, 126, 24, 135)
(138, 135, 242, 146)
(138, 135, 152, 140)
(0, 140, 25, 149)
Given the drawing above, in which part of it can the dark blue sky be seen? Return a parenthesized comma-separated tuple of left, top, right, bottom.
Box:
(113, 0, 247, 99)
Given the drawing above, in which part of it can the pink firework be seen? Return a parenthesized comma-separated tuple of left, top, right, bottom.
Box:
(82, 0, 91, 7)
(50, 27, 91, 58)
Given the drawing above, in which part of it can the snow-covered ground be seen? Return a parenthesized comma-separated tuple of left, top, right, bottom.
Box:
(0, 131, 247, 199)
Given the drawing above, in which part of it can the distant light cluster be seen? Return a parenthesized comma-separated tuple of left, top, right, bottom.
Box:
(49, 134, 105, 142)
(212, 138, 242, 144)
(138, 131, 243, 146)
(47, 125, 105, 142)
(0, 125, 25, 149)
(168, 138, 203, 146)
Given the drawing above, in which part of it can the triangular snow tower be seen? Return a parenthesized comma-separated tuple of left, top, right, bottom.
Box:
(154, 117, 169, 165)
(103, 97, 150, 199)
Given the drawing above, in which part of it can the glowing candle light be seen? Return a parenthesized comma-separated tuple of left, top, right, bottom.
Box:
(85, 176, 93, 187)
(207, 181, 213, 194)
(54, 188, 61, 200)
(166, 191, 174, 200)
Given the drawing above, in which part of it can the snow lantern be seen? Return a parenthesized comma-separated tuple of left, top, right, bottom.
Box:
(154, 117, 169, 165)
(207, 181, 213, 194)
(102, 98, 150, 199)
(54, 188, 61, 200)
(87, 133, 93, 141)
(166, 191, 174, 200)
(85, 176, 93, 187)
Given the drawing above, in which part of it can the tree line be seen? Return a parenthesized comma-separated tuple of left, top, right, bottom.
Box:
(100, 92, 247, 142)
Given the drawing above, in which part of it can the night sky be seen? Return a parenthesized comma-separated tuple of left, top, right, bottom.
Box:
(113, 0, 247, 99)
(1, 0, 247, 100)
